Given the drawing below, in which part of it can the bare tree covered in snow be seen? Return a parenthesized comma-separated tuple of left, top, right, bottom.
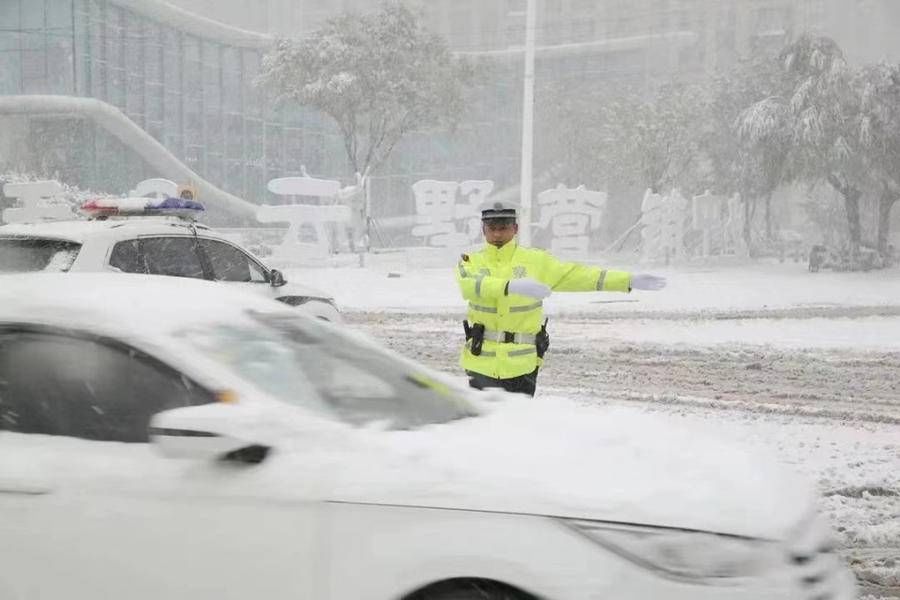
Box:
(853, 62, 900, 254)
(539, 82, 709, 208)
(257, 2, 473, 178)
(776, 35, 866, 256)
(733, 95, 792, 244)
(741, 34, 900, 261)
(706, 52, 791, 251)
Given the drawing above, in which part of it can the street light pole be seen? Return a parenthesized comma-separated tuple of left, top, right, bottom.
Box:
(518, 0, 537, 246)
(71, 0, 78, 95)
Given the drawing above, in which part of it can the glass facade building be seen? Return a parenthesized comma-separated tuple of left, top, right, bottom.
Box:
(0, 0, 347, 209)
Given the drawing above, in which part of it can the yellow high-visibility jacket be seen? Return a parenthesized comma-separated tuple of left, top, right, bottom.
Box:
(456, 240, 631, 379)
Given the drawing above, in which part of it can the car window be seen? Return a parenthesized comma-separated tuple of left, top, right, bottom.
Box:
(198, 239, 268, 283)
(0, 238, 81, 273)
(0, 330, 216, 443)
(140, 237, 205, 279)
(109, 239, 146, 273)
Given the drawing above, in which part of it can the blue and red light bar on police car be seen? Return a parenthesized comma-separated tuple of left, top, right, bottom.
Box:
(80, 197, 205, 219)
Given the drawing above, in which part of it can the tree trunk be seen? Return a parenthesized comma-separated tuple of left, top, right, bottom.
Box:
(827, 174, 861, 259)
(843, 189, 861, 259)
(742, 196, 756, 256)
(877, 191, 897, 255)
(765, 192, 773, 241)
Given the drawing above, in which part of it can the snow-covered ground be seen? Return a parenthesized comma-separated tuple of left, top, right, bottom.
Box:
(286, 260, 900, 598)
(581, 315, 900, 350)
(289, 260, 900, 315)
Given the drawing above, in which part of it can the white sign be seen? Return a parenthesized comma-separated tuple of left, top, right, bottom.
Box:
(262, 175, 352, 264)
(268, 176, 341, 198)
(129, 178, 178, 199)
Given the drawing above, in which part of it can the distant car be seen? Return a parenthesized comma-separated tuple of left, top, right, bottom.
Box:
(0, 274, 855, 600)
(0, 199, 340, 322)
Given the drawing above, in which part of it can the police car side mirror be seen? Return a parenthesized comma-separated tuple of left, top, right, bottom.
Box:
(270, 269, 286, 287)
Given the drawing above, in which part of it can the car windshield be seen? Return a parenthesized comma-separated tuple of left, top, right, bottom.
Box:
(177, 312, 479, 430)
(0, 238, 81, 273)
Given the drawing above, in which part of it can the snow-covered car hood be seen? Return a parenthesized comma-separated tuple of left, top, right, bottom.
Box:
(296, 397, 813, 540)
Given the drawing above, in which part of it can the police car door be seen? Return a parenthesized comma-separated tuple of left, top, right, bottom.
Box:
(0, 327, 320, 600)
(196, 238, 270, 290)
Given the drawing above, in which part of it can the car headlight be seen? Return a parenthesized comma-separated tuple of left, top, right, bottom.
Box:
(559, 519, 775, 582)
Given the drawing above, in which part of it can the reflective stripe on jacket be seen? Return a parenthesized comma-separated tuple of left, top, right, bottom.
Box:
(456, 240, 631, 379)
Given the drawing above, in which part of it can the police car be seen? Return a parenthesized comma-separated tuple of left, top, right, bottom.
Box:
(0, 273, 856, 600)
(0, 197, 341, 321)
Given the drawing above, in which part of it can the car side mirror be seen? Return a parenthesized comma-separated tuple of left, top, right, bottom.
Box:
(270, 268, 286, 287)
(149, 403, 271, 463)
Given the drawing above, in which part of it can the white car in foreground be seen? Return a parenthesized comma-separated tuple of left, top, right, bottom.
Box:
(0, 274, 855, 600)
(0, 199, 340, 321)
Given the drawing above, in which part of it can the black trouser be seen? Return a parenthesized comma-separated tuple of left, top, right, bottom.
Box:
(466, 368, 540, 397)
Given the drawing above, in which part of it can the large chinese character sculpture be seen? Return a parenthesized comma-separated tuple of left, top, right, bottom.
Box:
(458, 180, 494, 242)
(535, 184, 606, 256)
(691, 190, 720, 258)
(261, 175, 351, 265)
(640, 189, 664, 261)
(723, 194, 748, 257)
(1, 180, 74, 224)
(335, 170, 367, 252)
(410, 179, 494, 247)
(690, 190, 748, 258)
(640, 188, 688, 263)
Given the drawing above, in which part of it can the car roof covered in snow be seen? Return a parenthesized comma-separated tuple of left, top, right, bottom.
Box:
(0, 273, 293, 339)
(0, 218, 211, 243)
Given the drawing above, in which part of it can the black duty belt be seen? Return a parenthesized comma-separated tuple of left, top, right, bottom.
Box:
(463, 320, 548, 358)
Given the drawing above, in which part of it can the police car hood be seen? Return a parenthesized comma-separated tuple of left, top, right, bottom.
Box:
(316, 396, 812, 540)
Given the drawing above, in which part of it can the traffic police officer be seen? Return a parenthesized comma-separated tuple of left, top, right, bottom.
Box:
(456, 200, 666, 396)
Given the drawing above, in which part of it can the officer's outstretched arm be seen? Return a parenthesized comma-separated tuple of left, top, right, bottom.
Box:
(540, 251, 631, 293)
(456, 259, 509, 301)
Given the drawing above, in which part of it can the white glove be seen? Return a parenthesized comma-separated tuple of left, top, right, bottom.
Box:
(507, 277, 552, 299)
(630, 273, 667, 291)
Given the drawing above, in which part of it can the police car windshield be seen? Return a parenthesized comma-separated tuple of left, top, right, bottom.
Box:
(0, 238, 81, 273)
(179, 312, 479, 430)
